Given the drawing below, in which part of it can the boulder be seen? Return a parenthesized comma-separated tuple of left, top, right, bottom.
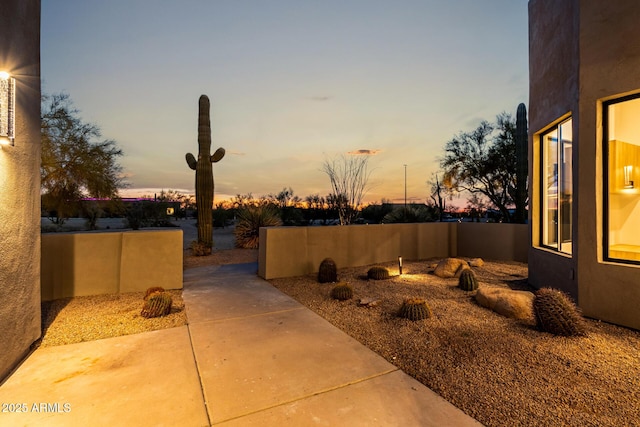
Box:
(434, 258, 468, 278)
(475, 287, 535, 320)
(469, 258, 485, 267)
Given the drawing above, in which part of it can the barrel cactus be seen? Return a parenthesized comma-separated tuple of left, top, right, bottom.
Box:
(144, 286, 165, 300)
(141, 291, 173, 318)
(186, 95, 225, 253)
(398, 297, 432, 321)
(533, 288, 586, 336)
(458, 269, 479, 291)
(367, 266, 390, 280)
(318, 258, 338, 283)
(330, 283, 354, 301)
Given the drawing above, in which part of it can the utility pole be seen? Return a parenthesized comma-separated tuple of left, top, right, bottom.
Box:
(404, 164, 407, 209)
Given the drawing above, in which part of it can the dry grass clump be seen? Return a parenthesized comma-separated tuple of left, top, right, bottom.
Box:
(269, 259, 640, 427)
(39, 290, 186, 348)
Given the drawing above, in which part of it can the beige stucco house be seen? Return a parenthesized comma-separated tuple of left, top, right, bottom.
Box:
(528, 0, 640, 329)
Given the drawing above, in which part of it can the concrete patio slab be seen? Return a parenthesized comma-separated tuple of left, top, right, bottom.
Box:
(1, 260, 482, 426)
(189, 307, 397, 424)
(216, 370, 483, 427)
(183, 263, 300, 324)
(0, 326, 208, 427)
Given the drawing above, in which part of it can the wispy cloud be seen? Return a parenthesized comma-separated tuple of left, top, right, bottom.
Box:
(228, 150, 246, 156)
(307, 96, 332, 101)
(347, 149, 381, 155)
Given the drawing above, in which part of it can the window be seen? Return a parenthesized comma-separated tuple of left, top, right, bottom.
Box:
(540, 118, 573, 254)
(604, 94, 640, 264)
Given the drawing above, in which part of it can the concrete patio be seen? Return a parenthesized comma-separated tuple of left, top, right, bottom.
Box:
(0, 262, 482, 426)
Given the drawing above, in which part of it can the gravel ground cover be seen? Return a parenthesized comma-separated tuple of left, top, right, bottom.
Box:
(268, 259, 640, 427)
(38, 290, 186, 348)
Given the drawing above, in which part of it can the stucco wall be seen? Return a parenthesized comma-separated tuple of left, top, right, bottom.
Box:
(259, 223, 528, 280)
(576, 0, 640, 329)
(456, 223, 529, 262)
(41, 230, 183, 301)
(528, 0, 580, 298)
(0, 0, 41, 382)
(529, 0, 640, 329)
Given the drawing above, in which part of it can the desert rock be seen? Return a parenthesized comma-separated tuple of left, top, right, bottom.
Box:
(475, 287, 535, 320)
(434, 258, 468, 278)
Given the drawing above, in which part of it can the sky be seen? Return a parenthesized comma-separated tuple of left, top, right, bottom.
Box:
(41, 0, 529, 205)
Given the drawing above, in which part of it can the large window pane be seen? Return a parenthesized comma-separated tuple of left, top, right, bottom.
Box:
(541, 118, 572, 254)
(543, 128, 558, 248)
(606, 96, 640, 263)
(559, 120, 573, 253)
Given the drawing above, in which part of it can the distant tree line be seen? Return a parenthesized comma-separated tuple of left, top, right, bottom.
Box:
(40, 91, 527, 229)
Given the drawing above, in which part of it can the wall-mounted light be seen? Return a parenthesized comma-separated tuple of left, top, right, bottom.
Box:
(0, 71, 15, 146)
(398, 256, 403, 275)
(623, 165, 634, 189)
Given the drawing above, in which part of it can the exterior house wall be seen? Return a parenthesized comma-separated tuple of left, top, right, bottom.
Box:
(576, 1, 640, 329)
(528, 0, 580, 298)
(259, 223, 527, 280)
(0, 0, 41, 381)
(529, 0, 640, 329)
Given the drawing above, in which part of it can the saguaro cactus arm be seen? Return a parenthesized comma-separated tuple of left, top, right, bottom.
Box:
(211, 147, 225, 163)
(186, 153, 197, 170)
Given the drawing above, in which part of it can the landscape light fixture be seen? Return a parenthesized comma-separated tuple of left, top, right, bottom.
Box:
(623, 165, 634, 189)
(398, 256, 403, 275)
(0, 71, 15, 146)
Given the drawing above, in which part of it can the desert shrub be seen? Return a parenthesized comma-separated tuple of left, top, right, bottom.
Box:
(81, 201, 104, 230)
(141, 291, 172, 318)
(124, 202, 146, 230)
(382, 205, 436, 223)
(367, 266, 390, 280)
(213, 207, 233, 228)
(191, 240, 212, 256)
(330, 283, 353, 301)
(318, 258, 338, 283)
(458, 269, 479, 291)
(533, 288, 586, 336)
(234, 204, 282, 249)
(398, 297, 432, 321)
(144, 286, 165, 300)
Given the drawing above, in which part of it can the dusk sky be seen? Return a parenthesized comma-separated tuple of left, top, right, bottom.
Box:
(41, 0, 529, 205)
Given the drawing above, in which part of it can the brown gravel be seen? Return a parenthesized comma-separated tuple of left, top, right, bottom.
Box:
(268, 259, 640, 427)
(38, 290, 186, 348)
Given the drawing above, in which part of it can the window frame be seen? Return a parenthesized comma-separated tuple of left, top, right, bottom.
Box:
(539, 117, 573, 255)
(603, 93, 640, 265)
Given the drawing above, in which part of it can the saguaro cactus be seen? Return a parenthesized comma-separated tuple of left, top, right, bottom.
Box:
(514, 103, 528, 224)
(186, 95, 225, 251)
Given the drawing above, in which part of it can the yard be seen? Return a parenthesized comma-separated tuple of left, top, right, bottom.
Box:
(269, 259, 640, 427)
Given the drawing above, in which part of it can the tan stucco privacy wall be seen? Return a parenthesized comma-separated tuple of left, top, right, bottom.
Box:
(41, 230, 183, 301)
(259, 223, 528, 280)
(529, 0, 640, 330)
(0, 1, 41, 382)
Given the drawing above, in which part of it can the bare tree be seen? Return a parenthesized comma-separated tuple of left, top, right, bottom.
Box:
(322, 154, 372, 225)
(428, 173, 452, 222)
